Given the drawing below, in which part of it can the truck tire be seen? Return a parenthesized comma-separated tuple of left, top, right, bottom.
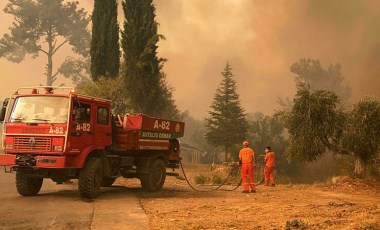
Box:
(140, 159, 166, 192)
(101, 177, 116, 187)
(16, 170, 43, 196)
(79, 158, 103, 199)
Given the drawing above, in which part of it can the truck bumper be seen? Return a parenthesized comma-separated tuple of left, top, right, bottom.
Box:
(0, 154, 66, 168)
(35, 156, 66, 168)
(0, 154, 16, 166)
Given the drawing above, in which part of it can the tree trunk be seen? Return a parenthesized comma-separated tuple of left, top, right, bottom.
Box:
(46, 28, 54, 86)
(212, 148, 216, 164)
(354, 158, 365, 178)
(47, 53, 53, 86)
(225, 144, 228, 162)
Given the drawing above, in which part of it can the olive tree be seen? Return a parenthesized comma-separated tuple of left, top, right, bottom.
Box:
(341, 96, 380, 177)
(282, 85, 344, 162)
(76, 77, 131, 115)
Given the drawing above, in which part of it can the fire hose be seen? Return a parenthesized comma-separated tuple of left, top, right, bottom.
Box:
(179, 157, 265, 192)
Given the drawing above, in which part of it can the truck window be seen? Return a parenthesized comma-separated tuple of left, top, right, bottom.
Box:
(97, 107, 109, 125)
(9, 96, 69, 124)
(72, 103, 91, 123)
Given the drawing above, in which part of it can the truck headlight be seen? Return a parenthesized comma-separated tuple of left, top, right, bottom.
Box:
(53, 146, 62, 151)
(5, 144, 13, 150)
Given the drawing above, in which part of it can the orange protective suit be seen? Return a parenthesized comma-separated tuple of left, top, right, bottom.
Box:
(239, 147, 256, 191)
(264, 151, 276, 186)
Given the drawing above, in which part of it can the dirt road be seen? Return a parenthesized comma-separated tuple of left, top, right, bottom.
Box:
(0, 123, 148, 230)
(0, 171, 148, 230)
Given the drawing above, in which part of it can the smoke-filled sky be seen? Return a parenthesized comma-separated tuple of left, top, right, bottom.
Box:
(1, 0, 379, 119)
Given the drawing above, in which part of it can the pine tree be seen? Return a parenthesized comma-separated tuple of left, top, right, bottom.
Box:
(90, 0, 120, 80)
(205, 62, 248, 162)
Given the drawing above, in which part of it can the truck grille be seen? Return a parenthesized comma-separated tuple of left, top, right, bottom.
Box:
(14, 137, 52, 151)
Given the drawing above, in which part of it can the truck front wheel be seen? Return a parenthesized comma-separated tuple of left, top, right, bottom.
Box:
(79, 158, 103, 199)
(16, 170, 43, 196)
(140, 159, 166, 192)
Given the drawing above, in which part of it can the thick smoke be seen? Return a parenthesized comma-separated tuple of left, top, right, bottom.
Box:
(260, 0, 380, 102)
(155, 0, 380, 118)
(1, 0, 379, 118)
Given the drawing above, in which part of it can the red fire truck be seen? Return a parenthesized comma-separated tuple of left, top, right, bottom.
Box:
(0, 86, 184, 198)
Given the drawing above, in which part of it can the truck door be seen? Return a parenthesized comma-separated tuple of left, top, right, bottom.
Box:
(68, 100, 93, 153)
(93, 105, 112, 147)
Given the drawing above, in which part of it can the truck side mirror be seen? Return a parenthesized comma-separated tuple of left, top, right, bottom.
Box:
(0, 98, 9, 122)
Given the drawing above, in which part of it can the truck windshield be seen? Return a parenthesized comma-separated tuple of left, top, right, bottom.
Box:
(9, 96, 69, 124)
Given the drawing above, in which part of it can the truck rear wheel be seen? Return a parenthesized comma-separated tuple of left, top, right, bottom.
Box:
(141, 159, 166, 192)
(79, 158, 103, 199)
(16, 170, 43, 196)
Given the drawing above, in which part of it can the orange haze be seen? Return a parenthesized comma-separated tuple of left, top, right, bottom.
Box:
(1, 0, 379, 119)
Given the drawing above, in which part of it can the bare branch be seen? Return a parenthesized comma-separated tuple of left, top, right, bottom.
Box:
(52, 40, 68, 55)
(52, 71, 59, 79)
(38, 48, 48, 55)
(52, 39, 58, 50)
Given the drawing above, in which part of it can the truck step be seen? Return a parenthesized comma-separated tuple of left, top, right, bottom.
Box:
(166, 172, 179, 177)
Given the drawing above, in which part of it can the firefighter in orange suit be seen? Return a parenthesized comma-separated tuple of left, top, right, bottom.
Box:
(239, 141, 256, 193)
(264, 146, 276, 186)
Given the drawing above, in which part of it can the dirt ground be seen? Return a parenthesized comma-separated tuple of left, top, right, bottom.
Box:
(118, 164, 380, 230)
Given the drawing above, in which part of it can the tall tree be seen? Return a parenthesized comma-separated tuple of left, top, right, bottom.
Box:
(90, 0, 120, 80)
(291, 58, 351, 104)
(341, 96, 380, 177)
(205, 62, 248, 162)
(121, 0, 178, 119)
(0, 0, 91, 85)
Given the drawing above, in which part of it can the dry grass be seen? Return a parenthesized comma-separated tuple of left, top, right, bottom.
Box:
(117, 164, 380, 230)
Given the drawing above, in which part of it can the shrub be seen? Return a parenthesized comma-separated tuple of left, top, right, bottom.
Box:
(285, 219, 308, 230)
(194, 174, 207, 184)
(359, 223, 380, 230)
(212, 174, 223, 185)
